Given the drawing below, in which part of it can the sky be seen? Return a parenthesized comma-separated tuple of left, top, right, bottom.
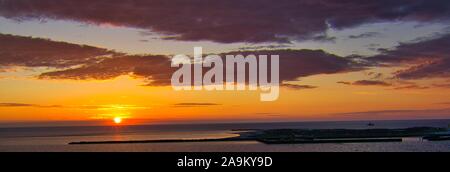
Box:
(1, 0, 450, 126)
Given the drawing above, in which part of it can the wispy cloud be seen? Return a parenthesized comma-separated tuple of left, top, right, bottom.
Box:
(370, 34, 450, 80)
(281, 83, 317, 90)
(0, 103, 150, 110)
(432, 83, 450, 88)
(0, 103, 34, 107)
(334, 108, 450, 119)
(0, 103, 62, 108)
(337, 80, 391, 86)
(172, 103, 221, 108)
(392, 84, 429, 90)
(348, 32, 381, 39)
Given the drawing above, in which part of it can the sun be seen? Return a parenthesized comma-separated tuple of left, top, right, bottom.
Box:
(113, 117, 122, 124)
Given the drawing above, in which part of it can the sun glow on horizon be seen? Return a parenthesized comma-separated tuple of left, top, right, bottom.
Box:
(113, 117, 122, 124)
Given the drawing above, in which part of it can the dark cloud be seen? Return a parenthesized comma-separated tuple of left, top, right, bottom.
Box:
(366, 43, 381, 47)
(238, 45, 291, 51)
(366, 72, 384, 80)
(41, 49, 364, 85)
(348, 32, 380, 39)
(366, 43, 382, 51)
(0, 33, 114, 68)
(337, 81, 352, 85)
(337, 80, 391, 86)
(394, 58, 450, 79)
(370, 34, 450, 80)
(353, 80, 391, 86)
(281, 83, 317, 90)
(311, 33, 336, 43)
(1, 0, 449, 43)
(39, 55, 175, 86)
(0, 34, 364, 86)
(224, 49, 364, 82)
(0, 34, 175, 85)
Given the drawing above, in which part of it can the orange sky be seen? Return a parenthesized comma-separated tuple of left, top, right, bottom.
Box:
(1, 71, 449, 125)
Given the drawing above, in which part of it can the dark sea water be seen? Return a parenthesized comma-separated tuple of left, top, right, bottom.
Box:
(1, 119, 449, 152)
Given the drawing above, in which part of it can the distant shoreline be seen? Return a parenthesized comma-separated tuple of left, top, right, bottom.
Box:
(69, 127, 449, 145)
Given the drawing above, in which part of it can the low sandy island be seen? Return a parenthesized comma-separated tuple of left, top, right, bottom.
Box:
(69, 127, 450, 145)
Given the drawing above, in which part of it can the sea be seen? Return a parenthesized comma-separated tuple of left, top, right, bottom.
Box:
(1, 119, 449, 152)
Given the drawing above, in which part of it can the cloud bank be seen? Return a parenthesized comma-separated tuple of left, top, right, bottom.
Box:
(1, 0, 449, 43)
(370, 34, 450, 80)
(0, 34, 364, 86)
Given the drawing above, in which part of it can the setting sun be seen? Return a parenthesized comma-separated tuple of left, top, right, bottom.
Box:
(113, 117, 122, 124)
